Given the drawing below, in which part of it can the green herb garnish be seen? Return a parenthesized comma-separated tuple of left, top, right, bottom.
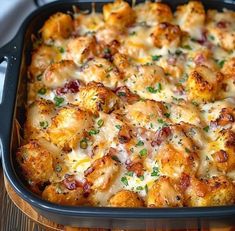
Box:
(54, 96, 64, 107)
(97, 119, 104, 128)
(89, 129, 99, 135)
(152, 55, 162, 61)
(203, 126, 209, 132)
(39, 121, 48, 129)
(136, 140, 144, 147)
(139, 148, 147, 157)
(38, 88, 46, 95)
(115, 125, 121, 130)
(80, 138, 88, 149)
(151, 166, 159, 177)
(136, 186, 143, 191)
(121, 176, 128, 186)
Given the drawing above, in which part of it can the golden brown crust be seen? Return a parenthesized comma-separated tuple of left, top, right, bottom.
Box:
(109, 190, 144, 207)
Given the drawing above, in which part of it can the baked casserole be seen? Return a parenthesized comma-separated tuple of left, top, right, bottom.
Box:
(17, 0, 235, 207)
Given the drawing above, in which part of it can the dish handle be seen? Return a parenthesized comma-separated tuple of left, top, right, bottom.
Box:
(0, 39, 20, 161)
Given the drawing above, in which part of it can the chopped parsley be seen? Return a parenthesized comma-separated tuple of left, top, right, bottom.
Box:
(38, 87, 46, 95)
(217, 59, 225, 68)
(117, 92, 126, 97)
(55, 164, 62, 172)
(208, 35, 215, 41)
(139, 148, 147, 156)
(89, 129, 99, 135)
(151, 166, 159, 177)
(80, 138, 88, 149)
(164, 113, 171, 118)
(152, 55, 162, 61)
(139, 175, 144, 181)
(36, 74, 42, 81)
(157, 118, 164, 124)
(97, 119, 104, 128)
(145, 184, 148, 193)
(136, 140, 144, 147)
(130, 31, 136, 36)
(175, 49, 183, 56)
(126, 171, 134, 177)
(111, 156, 120, 162)
(185, 147, 191, 153)
(121, 176, 128, 186)
(203, 126, 209, 132)
(182, 45, 192, 50)
(136, 186, 143, 191)
(39, 121, 48, 129)
(115, 125, 121, 130)
(54, 96, 64, 107)
(59, 47, 65, 53)
(146, 83, 162, 93)
(103, 47, 110, 54)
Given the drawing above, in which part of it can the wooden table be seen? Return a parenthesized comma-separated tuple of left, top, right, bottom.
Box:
(0, 166, 45, 231)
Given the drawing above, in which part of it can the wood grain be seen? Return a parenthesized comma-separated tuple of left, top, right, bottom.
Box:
(0, 166, 45, 231)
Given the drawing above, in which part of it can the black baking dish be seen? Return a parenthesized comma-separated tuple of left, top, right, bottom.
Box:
(0, 0, 235, 229)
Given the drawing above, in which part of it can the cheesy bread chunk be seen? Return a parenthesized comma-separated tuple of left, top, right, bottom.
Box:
(16, 141, 54, 184)
(109, 190, 144, 207)
(28, 45, 61, 81)
(206, 10, 235, 51)
(42, 183, 88, 206)
(134, 2, 173, 25)
(151, 22, 182, 48)
(187, 66, 223, 102)
(175, 1, 206, 40)
(42, 60, 78, 88)
(73, 82, 120, 114)
(47, 106, 93, 150)
(78, 57, 122, 89)
(25, 99, 55, 140)
(103, 0, 135, 29)
(66, 36, 98, 65)
(184, 176, 235, 206)
(85, 154, 120, 191)
(41, 12, 73, 41)
(147, 176, 184, 207)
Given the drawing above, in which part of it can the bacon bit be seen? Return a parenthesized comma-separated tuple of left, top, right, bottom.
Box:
(84, 166, 94, 177)
(126, 162, 144, 177)
(118, 126, 132, 144)
(226, 131, 235, 148)
(213, 150, 228, 163)
(179, 173, 190, 190)
(167, 56, 177, 65)
(56, 80, 81, 95)
(211, 108, 234, 127)
(194, 54, 206, 66)
(108, 147, 117, 156)
(151, 127, 171, 147)
(195, 180, 208, 197)
(63, 175, 77, 190)
(196, 32, 208, 45)
(83, 180, 91, 197)
(221, 83, 228, 91)
(217, 21, 228, 29)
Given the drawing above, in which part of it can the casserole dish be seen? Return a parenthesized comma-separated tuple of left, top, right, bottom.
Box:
(0, 0, 235, 229)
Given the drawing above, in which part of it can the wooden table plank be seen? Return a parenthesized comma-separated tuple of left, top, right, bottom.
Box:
(0, 166, 45, 231)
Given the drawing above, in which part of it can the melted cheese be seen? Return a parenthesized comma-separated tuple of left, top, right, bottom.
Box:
(23, 0, 235, 208)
